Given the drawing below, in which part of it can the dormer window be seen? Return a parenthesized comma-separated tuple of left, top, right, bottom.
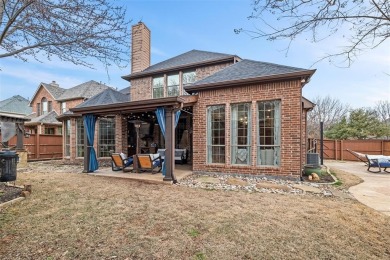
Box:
(167, 74, 179, 97)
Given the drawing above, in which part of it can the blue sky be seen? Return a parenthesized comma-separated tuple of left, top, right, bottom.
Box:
(0, 0, 389, 108)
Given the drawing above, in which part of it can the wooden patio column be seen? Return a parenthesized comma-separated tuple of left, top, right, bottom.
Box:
(163, 107, 177, 183)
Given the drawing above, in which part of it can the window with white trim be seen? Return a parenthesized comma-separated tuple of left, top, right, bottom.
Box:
(98, 117, 115, 157)
(42, 97, 48, 114)
(257, 100, 281, 166)
(76, 118, 84, 157)
(231, 103, 251, 165)
(207, 105, 225, 164)
(64, 120, 71, 157)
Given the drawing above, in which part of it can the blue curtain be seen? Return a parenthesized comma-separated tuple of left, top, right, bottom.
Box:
(83, 114, 99, 172)
(155, 107, 181, 176)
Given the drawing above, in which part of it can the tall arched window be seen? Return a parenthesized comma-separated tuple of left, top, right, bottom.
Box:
(41, 97, 48, 114)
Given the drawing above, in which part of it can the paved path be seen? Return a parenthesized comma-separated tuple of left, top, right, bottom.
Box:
(326, 160, 390, 216)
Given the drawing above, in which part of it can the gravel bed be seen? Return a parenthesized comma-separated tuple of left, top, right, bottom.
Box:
(177, 173, 351, 197)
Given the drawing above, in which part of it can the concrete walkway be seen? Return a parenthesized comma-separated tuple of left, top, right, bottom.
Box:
(326, 160, 390, 216)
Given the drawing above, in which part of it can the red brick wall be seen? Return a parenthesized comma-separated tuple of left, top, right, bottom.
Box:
(31, 85, 61, 115)
(132, 22, 151, 73)
(192, 80, 303, 178)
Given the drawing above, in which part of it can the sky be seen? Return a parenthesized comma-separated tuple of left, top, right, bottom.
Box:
(0, 0, 389, 108)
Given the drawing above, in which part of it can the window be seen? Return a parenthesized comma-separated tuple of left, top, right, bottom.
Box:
(76, 118, 84, 157)
(182, 70, 196, 85)
(207, 105, 225, 164)
(182, 70, 196, 95)
(64, 120, 71, 157)
(257, 100, 281, 166)
(37, 103, 41, 116)
(61, 102, 67, 114)
(152, 76, 164, 98)
(167, 74, 179, 96)
(44, 128, 55, 135)
(42, 97, 48, 114)
(98, 117, 115, 157)
(231, 103, 251, 165)
(48, 101, 52, 112)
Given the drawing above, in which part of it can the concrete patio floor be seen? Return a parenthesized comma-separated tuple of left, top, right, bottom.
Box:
(326, 160, 390, 216)
(89, 164, 193, 185)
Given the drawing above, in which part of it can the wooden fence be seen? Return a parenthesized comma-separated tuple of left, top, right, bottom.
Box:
(309, 139, 390, 161)
(0, 134, 63, 160)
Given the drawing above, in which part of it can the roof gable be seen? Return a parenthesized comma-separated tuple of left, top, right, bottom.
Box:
(27, 110, 60, 125)
(124, 50, 238, 79)
(29, 82, 65, 105)
(75, 88, 129, 109)
(57, 80, 111, 101)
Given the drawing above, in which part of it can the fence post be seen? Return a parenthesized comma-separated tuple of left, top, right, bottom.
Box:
(340, 140, 343, 161)
(334, 139, 337, 160)
(320, 122, 324, 165)
(381, 140, 384, 155)
(35, 131, 40, 159)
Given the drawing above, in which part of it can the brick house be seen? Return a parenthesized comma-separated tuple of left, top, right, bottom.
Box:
(71, 22, 316, 181)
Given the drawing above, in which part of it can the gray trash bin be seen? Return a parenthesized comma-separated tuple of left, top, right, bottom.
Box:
(0, 150, 18, 182)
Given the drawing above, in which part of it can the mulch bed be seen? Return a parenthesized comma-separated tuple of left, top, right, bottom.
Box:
(0, 183, 22, 204)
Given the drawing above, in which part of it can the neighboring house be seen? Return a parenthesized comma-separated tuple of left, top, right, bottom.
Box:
(0, 95, 31, 165)
(28, 80, 112, 135)
(70, 22, 316, 181)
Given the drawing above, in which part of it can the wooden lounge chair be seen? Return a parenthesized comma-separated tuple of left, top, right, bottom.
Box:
(137, 154, 162, 174)
(111, 153, 133, 172)
(366, 155, 390, 173)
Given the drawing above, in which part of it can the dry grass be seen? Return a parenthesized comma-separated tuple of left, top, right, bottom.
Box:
(1, 164, 389, 259)
(330, 167, 364, 189)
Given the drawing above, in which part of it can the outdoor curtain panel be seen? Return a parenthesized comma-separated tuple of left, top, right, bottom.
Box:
(83, 114, 99, 172)
(155, 107, 181, 176)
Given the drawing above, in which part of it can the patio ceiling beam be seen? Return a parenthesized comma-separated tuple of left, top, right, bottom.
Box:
(71, 96, 186, 115)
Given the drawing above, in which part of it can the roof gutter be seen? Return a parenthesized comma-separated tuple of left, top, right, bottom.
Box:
(184, 69, 316, 93)
(122, 56, 240, 81)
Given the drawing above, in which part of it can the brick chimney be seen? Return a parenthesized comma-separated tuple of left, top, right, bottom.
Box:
(131, 22, 151, 73)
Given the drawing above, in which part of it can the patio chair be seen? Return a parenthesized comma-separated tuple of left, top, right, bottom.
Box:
(110, 153, 133, 172)
(136, 154, 162, 174)
(366, 155, 390, 173)
(346, 149, 368, 165)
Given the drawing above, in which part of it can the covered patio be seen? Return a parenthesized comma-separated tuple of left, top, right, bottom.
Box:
(89, 164, 193, 185)
(70, 93, 197, 183)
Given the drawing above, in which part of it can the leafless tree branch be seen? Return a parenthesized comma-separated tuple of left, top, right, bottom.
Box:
(0, 0, 131, 69)
(237, 0, 390, 66)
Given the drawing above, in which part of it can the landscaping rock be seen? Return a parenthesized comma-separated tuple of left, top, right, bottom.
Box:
(197, 176, 220, 184)
(21, 191, 30, 197)
(292, 184, 322, 194)
(256, 182, 291, 191)
(226, 178, 248, 186)
(311, 173, 320, 181)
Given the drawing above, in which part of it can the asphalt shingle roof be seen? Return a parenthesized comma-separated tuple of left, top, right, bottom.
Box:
(124, 50, 236, 78)
(75, 88, 129, 108)
(28, 110, 60, 125)
(41, 83, 65, 99)
(119, 86, 130, 95)
(0, 95, 32, 115)
(57, 80, 111, 101)
(187, 59, 310, 87)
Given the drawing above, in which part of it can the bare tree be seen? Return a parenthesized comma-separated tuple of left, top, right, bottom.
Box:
(307, 96, 350, 139)
(236, 0, 390, 66)
(0, 0, 131, 68)
(374, 100, 390, 123)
